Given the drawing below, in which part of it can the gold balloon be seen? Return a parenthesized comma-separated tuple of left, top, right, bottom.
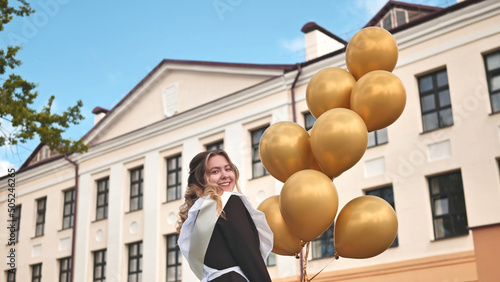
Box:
(280, 170, 338, 242)
(306, 67, 356, 119)
(334, 196, 398, 259)
(310, 108, 368, 178)
(257, 196, 303, 256)
(307, 129, 325, 174)
(350, 70, 406, 132)
(259, 121, 314, 183)
(346, 27, 399, 80)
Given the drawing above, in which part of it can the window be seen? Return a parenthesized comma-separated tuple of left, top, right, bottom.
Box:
(130, 167, 144, 211)
(59, 257, 71, 282)
(31, 264, 42, 282)
(428, 171, 469, 240)
(206, 141, 224, 150)
(96, 178, 109, 220)
(379, 9, 407, 29)
(166, 234, 181, 282)
(382, 13, 392, 29)
(35, 198, 46, 237)
(418, 69, 453, 132)
(484, 50, 500, 113)
(128, 242, 142, 282)
(7, 270, 15, 282)
(62, 189, 75, 229)
(311, 223, 334, 259)
(304, 112, 316, 131)
(167, 155, 182, 202)
(13, 206, 21, 242)
(251, 126, 269, 178)
(266, 253, 276, 266)
(395, 10, 407, 26)
(366, 185, 398, 247)
(93, 249, 106, 282)
(367, 128, 388, 148)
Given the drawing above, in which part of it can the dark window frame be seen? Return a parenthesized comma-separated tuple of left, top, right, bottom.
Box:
(484, 50, 500, 113)
(129, 167, 144, 211)
(428, 171, 469, 240)
(35, 198, 46, 237)
(59, 257, 71, 282)
(367, 128, 389, 148)
(166, 234, 181, 282)
(311, 223, 335, 259)
(418, 69, 454, 132)
(166, 155, 182, 202)
(93, 249, 106, 282)
(7, 269, 15, 282)
(303, 112, 316, 131)
(205, 141, 224, 151)
(96, 178, 109, 221)
(13, 205, 21, 242)
(251, 126, 269, 179)
(31, 263, 42, 282)
(365, 185, 399, 247)
(128, 241, 142, 282)
(62, 189, 75, 229)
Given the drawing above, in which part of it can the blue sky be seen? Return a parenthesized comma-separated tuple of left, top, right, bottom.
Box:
(0, 0, 455, 174)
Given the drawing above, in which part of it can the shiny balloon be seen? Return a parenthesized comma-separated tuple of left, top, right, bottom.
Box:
(307, 129, 325, 174)
(257, 196, 303, 256)
(350, 70, 406, 132)
(306, 67, 356, 119)
(259, 121, 314, 183)
(346, 27, 399, 80)
(280, 170, 338, 242)
(334, 195, 398, 259)
(310, 108, 368, 178)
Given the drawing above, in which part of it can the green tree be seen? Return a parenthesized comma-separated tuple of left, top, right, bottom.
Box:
(0, 0, 87, 154)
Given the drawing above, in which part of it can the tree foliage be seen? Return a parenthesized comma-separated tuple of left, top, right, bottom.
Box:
(0, 0, 87, 154)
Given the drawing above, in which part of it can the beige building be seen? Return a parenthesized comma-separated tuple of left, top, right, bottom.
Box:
(1, 0, 500, 281)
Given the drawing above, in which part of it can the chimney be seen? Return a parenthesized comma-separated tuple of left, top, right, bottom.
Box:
(301, 22, 347, 61)
(92, 106, 109, 125)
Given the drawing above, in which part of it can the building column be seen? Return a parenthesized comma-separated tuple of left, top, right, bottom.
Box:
(73, 173, 91, 282)
(142, 151, 161, 281)
(106, 163, 124, 281)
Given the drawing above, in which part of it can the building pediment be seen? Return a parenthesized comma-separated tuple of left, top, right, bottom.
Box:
(83, 59, 293, 146)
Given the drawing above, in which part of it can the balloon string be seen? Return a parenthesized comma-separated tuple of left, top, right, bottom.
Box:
(302, 241, 311, 282)
(309, 251, 339, 281)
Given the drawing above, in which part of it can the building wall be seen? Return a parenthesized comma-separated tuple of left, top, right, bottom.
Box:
(1, 1, 499, 282)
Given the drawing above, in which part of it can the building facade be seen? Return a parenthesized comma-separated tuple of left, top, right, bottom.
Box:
(1, 0, 500, 281)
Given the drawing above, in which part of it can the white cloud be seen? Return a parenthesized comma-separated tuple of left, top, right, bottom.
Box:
(0, 160, 17, 177)
(278, 37, 305, 53)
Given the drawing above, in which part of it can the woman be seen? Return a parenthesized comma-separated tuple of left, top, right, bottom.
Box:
(177, 149, 273, 282)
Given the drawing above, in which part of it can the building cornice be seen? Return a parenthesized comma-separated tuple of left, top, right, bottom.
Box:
(0, 158, 74, 199)
(395, 0, 499, 51)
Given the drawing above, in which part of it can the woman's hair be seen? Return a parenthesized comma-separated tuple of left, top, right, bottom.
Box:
(176, 149, 241, 233)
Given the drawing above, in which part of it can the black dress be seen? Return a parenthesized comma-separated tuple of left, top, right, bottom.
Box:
(204, 195, 272, 282)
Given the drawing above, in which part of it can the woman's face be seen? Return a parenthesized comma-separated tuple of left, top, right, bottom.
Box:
(207, 155, 236, 192)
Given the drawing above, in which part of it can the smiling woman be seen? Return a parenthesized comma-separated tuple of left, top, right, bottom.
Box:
(177, 149, 273, 282)
(207, 155, 236, 192)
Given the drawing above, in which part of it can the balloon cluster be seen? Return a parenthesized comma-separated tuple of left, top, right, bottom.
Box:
(257, 27, 403, 267)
